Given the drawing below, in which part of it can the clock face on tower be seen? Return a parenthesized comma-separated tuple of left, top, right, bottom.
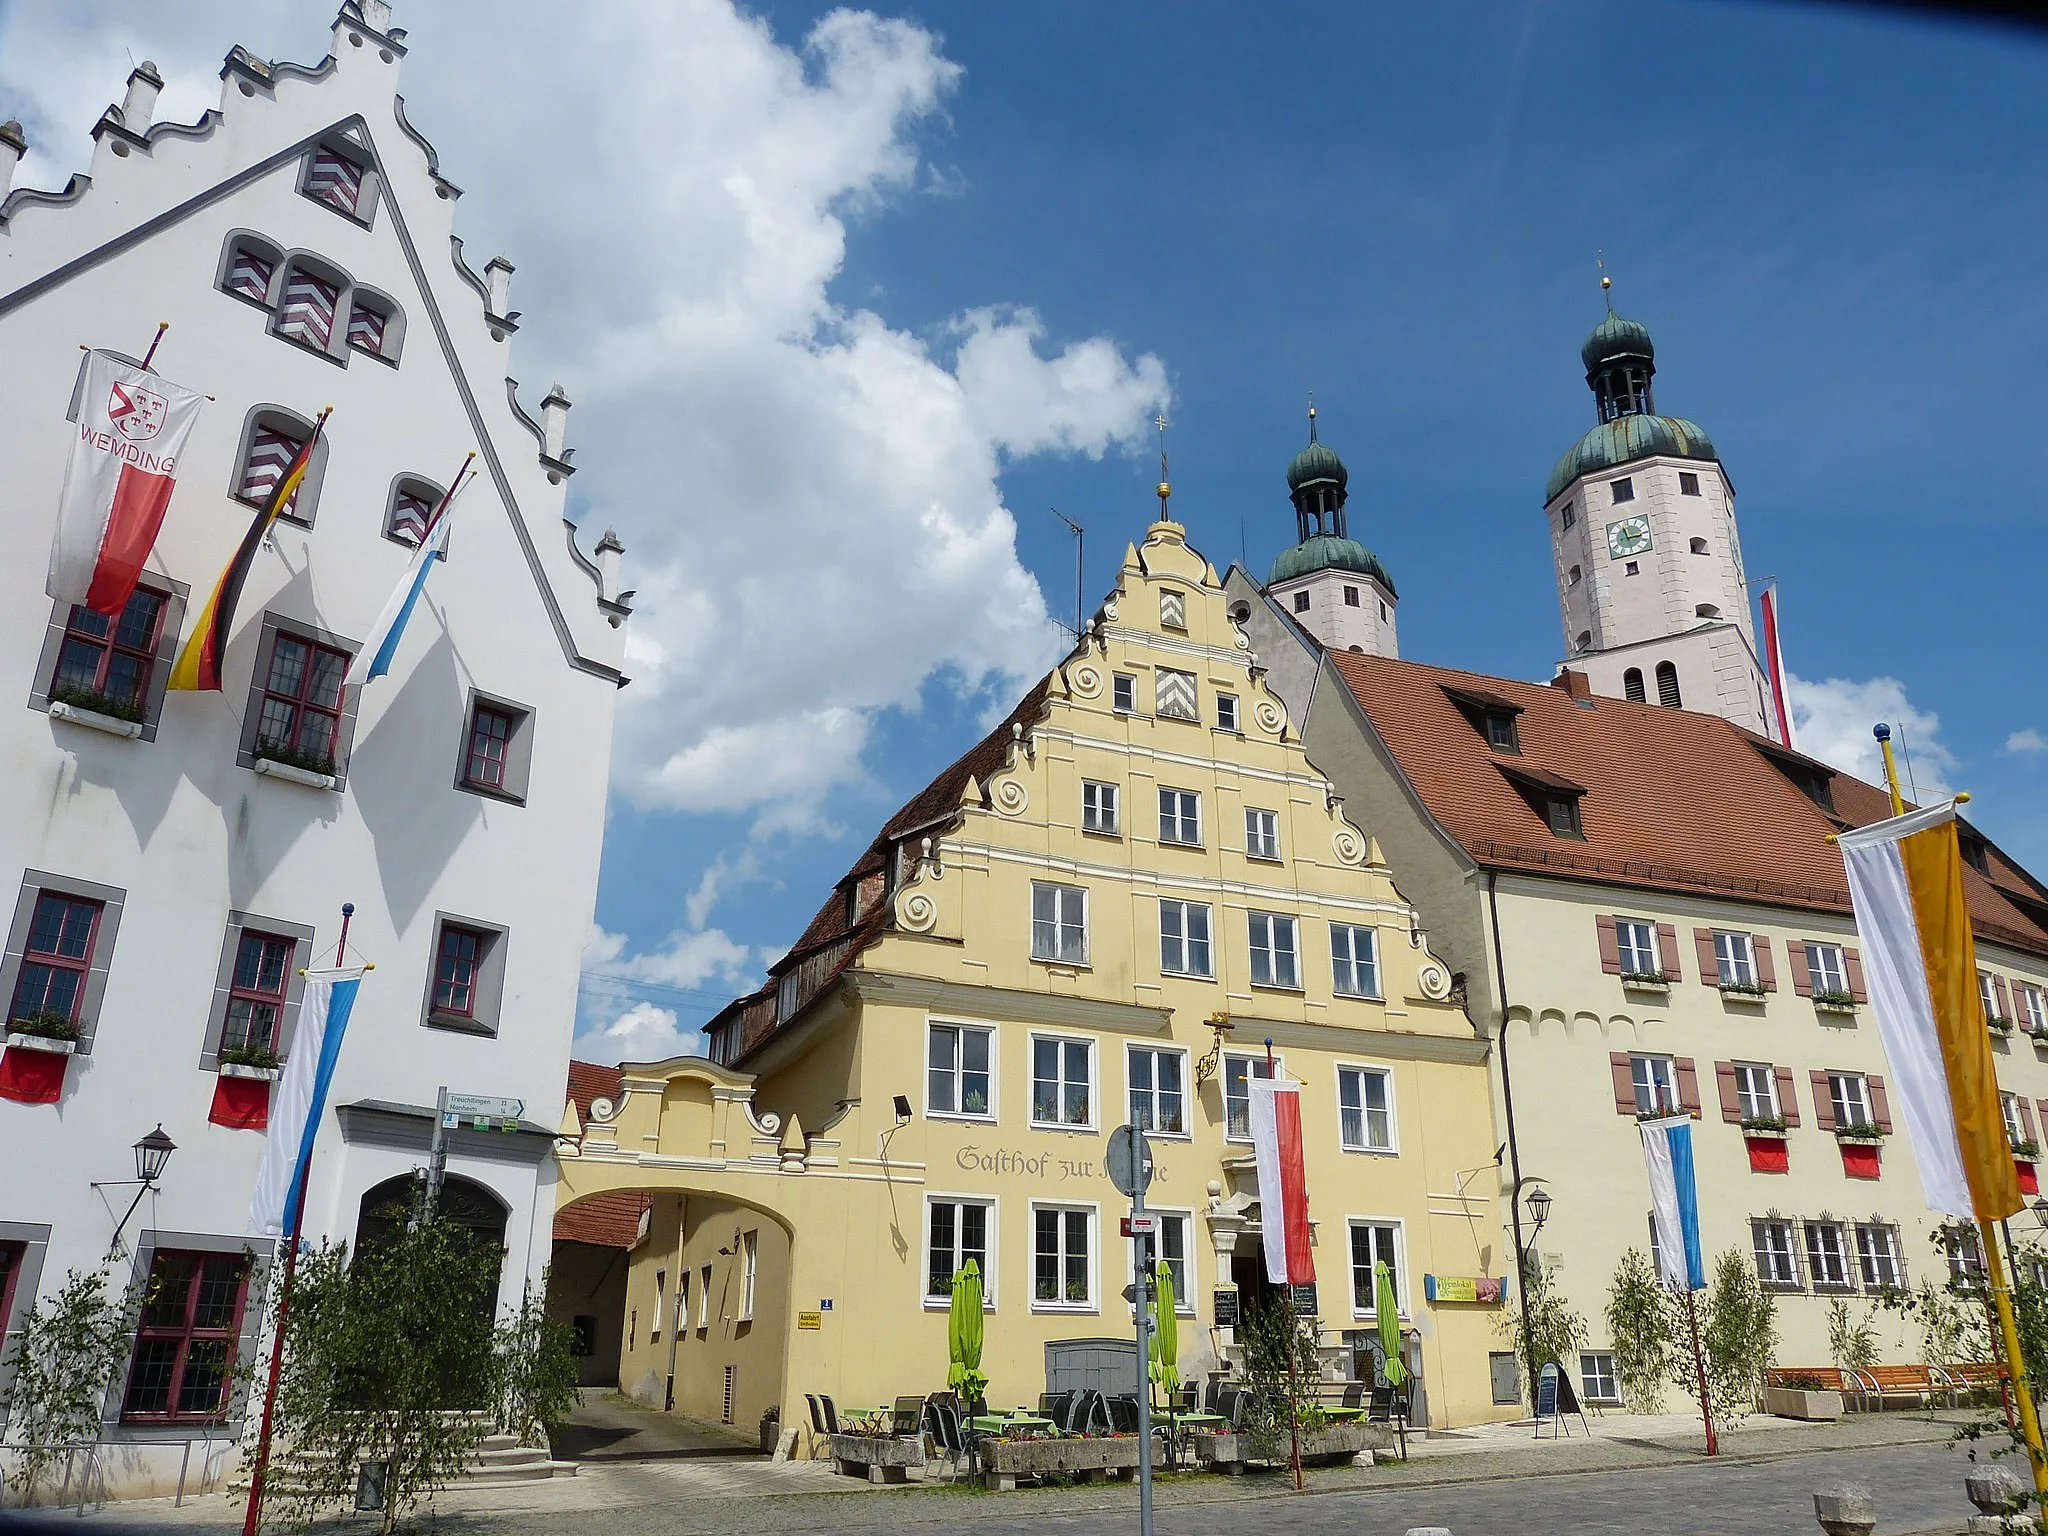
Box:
(1606, 516, 1652, 559)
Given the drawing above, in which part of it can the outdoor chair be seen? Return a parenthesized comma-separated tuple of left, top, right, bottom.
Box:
(1366, 1386, 1410, 1460)
(819, 1395, 842, 1435)
(923, 1398, 969, 1480)
(892, 1395, 927, 1438)
(1039, 1390, 1076, 1432)
(1340, 1382, 1367, 1410)
(1172, 1384, 1198, 1413)
(1107, 1395, 1141, 1433)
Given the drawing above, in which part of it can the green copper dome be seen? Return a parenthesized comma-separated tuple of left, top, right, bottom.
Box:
(1546, 413, 1717, 504)
(1286, 438, 1347, 493)
(1268, 533, 1396, 596)
(1581, 311, 1654, 372)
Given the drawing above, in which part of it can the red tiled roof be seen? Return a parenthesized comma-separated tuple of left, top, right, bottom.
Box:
(566, 1059, 622, 1125)
(553, 1189, 648, 1248)
(1326, 652, 2048, 959)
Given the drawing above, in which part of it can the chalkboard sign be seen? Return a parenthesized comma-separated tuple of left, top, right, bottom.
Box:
(1213, 1289, 1240, 1327)
(1534, 1359, 1586, 1438)
(1289, 1282, 1319, 1317)
(1534, 1361, 1560, 1419)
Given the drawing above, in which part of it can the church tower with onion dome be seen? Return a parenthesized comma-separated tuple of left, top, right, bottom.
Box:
(1544, 284, 1772, 734)
(1264, 407, 1398, 656)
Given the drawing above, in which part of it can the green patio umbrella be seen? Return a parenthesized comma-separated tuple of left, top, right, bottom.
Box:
(1149, 1260, 1180, 1402)
(1374, 1261, 1407, 1388)
(947, 1260, 987, 1404)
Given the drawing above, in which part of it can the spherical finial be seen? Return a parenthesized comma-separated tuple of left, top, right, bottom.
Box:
(1600, 274, 1612, 291)
(1873, 723, 1892, 743)
(342, 901, 356, 916)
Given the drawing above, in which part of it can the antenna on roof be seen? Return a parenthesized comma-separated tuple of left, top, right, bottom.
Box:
(1597, 249, 1614, 315)
(1895, 720, 1922, 807)
(1051, 509, 1084, 643)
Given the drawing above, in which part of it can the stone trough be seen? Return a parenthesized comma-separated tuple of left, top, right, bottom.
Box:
(829, 1433, 926, 1484)
(979, 1434, 1145, 1490)
(1190, 1421, 1383, 1474)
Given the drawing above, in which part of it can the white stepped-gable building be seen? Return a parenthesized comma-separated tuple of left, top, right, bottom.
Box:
(0, 2, 627, 1491)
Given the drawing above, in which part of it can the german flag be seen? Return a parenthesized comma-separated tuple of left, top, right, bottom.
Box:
(169, 408, 329, 692)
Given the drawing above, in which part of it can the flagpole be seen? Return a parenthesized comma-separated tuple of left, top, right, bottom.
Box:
(1683, 1285, 1717, 1457)
(242, 903, 354, 1536)
(1872, 726, 2048, 1498)
(139, 321, 168, 371)
(1265, 1037, 1305, 1492)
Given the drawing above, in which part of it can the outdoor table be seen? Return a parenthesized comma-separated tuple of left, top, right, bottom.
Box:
(1163, 1411, 1227, 1429)
(971, 1414, 1055, 1435)
(1321, 1407, 1365, 1422)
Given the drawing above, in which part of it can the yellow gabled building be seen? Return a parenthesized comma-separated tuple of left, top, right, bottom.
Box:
(556, 511, 1518, 1435)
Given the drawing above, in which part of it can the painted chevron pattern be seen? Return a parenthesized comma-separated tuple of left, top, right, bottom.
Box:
(347, 303, 388, 356)
(238, 427, 307, 513)
(306, 149, 364, 214)
(276, 270, 338, 350)
(387, 487, 432, 544)
(1155, 668, 1198, 721)
(226, 247, 274, 304)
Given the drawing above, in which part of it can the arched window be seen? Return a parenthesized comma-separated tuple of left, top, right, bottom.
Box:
(231, 404, 331, 527)
(1623, 667, 1646, 703)
(1690, 537, 1710, 555)
(1575, 630, 1592, 652)
(355, 1174, 506, 1327)
(1655, 660, 1682, 708)
(1696, 603, 1721, 620)
(346, 285, 405, 363)
(385, 475, 445, 548)
(217, 230, 283, 308)
(272, 255, 350, 357)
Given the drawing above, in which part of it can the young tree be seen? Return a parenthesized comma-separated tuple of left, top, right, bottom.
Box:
(254, 1218, 501, 1534)
(490, 1278, 580, 1449)
(1502, 1257, 1589, 1412)
(0, 1266, 136, 1506)
(1827, 1299, 1878, 1377)
(1604, 1247, 1677, 1413)
(1696, 1248, 1776, 1433)
(1235, 1295, 1326, 1465)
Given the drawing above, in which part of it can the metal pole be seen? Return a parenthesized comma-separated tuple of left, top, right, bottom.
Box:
(1683, 1285, 1717, 1457)
(422, 1086, 449, 1221)
(1282, 1288, 1304, 1490)
(1487, 875, 1538, 1410)
(1982, 1218, 2048, 1499)
(1133, 1172, 1154, 1536)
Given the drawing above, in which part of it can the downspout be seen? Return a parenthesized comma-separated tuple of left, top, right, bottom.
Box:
(1486, 871, 1536, 1405)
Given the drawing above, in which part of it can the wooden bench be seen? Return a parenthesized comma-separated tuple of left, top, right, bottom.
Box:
(1933, 1362, 2006, 1402)
(1764, 1367, 1849, 1393)
(1849, 1364, 1938, 1409)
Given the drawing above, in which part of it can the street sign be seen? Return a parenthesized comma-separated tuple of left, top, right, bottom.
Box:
(1125, 1213, 1160, 1236)
(445, 1093, 524, 1121)
(1106, 1124, 1154, 1196)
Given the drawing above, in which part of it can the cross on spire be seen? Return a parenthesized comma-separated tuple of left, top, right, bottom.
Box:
(1597, 249, 1614, 314)
(1154, 413, 1172, 518)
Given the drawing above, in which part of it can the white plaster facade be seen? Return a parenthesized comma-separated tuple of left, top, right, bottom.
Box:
(1547, 454, 1771, 736)
(1266, 565, 1399, 657)
(0, 3, 626, 1495)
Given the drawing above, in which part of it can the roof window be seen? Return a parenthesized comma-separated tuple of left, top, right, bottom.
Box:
(1442, 684, 1523, 755)
(1496, 761, 1587, 841)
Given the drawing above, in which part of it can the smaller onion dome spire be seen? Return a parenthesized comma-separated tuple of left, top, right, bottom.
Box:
(1286, 397, 1348, 541)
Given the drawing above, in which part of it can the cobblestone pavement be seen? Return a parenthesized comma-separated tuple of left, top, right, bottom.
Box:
(0, 1410, 1990, 1534)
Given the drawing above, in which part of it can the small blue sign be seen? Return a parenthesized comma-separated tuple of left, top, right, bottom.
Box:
(820, 1298, 834, 1311)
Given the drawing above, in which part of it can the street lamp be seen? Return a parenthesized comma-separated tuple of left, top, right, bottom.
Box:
(2031, 1196, 2048, 1233)
(1525, 1185, 1553, 1239)
(102, 1123, 176, 1258)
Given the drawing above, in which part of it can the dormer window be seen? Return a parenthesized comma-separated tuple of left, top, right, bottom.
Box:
(1442, 684, 1523, 755)
(1960, 830, 1990, 876)
(1496, 761, 1587, 841)
(1486, 713, 1519, 752)
(1754, 740, 1837, 814)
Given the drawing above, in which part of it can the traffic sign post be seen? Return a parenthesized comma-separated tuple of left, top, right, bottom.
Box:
(1110, 1123, 1156, 1536)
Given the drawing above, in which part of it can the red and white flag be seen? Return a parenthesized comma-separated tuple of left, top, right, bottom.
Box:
(1249, 1072, 1315, 1284)
(47, 350, 204, 617)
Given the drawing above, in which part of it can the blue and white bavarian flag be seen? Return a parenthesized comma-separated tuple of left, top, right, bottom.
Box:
(249, 967, 365, 1237)
(1640, 1114, 1706, 1291)
(344, 474, 465, 688)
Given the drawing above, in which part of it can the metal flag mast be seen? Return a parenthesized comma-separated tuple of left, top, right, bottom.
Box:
(1267, 1036, 1305, 1491)
(1868, 725, 2048, 1499)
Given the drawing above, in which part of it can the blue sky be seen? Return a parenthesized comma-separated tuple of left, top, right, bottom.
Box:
(7, 2, 2045, 1061)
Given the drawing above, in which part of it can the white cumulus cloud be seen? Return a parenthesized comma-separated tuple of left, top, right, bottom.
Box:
(581, 1001, 701, 1067)
(0, 1, 1169, 837)
(2005, 729, 2047, 757)
(1787, 671, 1956, 802)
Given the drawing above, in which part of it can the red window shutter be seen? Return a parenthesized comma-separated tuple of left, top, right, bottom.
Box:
(1753, 936, 1777, 991)
(1694, 928, 1720, 981)
(1995, 976, 2013, 1020)
(1868, 1074, 1893, 1134)
(1773, 1065, 1801, 1127)
(1656, 923, 1681, 981)
(1674, 1058, 1702, 1118)
(1715, 1061, 1743, 1122)
(2038, 1100, 2048, 1142)
(1811, 1070, 1838, 1131)
(2021, 1099, 2038, 1146)
(1609, 1052, 1637, 1115)
(1596, 915, 1621, 975)
(1787, 940, 1811, 997)
(1844, 947, 1867, 1003)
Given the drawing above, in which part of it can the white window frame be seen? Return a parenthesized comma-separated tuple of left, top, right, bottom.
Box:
(1244, 807, 1280, 861)
(1981, 970, 2001, 1021)
(1615, 919, 1657, 976)
(1856, 1223, 1904, 1290)
(1159, 899, 1213, 979)
(1030, 881, 1089, 966)
(1804, 1221, 1850, 1292)
(1125, 1207, 1196, 1317)
(923, 1193, 997, 1309)
(2004, 1093, 2027, 1148)
(1030, 1200, 1098, 1313)
(1331, 922, 1380, 999)
(1248, 911, 1301, 990)
(1715, 931, 1757, 987)
(2023, 984, 2048, 1034)
(697, 1264, 711, 1330)
(1030, 1032, 1096, 1130)
(1734, 1063, 1778, 1122)
(1112, 673, 1136, 713)
(1336, 1064, 1396, 1153)
(652, 1268, 666, 1340)
(1159, 787, 1202, 847)
(1807, 941, 1848, 996)
(1752, 1218, 1800, 1289)
(739, 1231, 758, 1321)
(1081, 780, 1120, 836)
(926, 1019, 996, 1121)
(1346, 1217, 1406, 1320)
(1829, 1071, 1872, 1129)
(1631, 1054, 1679, 1116)
(1581, 1351, 1620, 1405)
(1127, 1044, 1190, 1138)
(1216, 693, 1240, 733)
(1222, 1053, 1276, 1143)
(675, 1269, 689, 1336)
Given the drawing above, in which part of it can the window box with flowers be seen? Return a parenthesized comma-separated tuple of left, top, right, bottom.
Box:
(1986, 1015, 2016, 1038)
(2011, 1139, 2041, 1162)
(1834, 1122, 1888, 1145)
(1812, 990, 1858, 1015)
(1621, 970, 1673, 994)
(1739, 1115, 1789, 1139)
(1718, 980, 1769, 1001)
(6, 1011, 81, 1054)
(251, 738, 338, 789)
(47, 682, 146, 739)
(217, 1044, 282, 1080)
